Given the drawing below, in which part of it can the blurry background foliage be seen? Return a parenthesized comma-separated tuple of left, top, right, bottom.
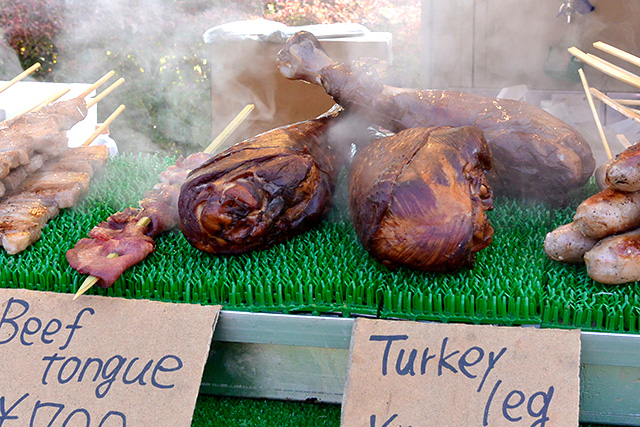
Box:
(0, 0, 420, 155)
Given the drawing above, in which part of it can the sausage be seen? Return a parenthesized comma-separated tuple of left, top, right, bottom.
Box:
(573, 188, 640, 239)
(605, 142, 640, 191)
(543, 222, 598, 263)
(584, 228, 640, 284)
(594, 159, 613, 190)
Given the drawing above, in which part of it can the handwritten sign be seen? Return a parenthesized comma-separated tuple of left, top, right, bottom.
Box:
(341, 319, 580, 427)
(0, 288, 220, 426)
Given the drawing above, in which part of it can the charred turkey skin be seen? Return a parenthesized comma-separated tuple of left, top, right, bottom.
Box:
(178, 114, 341, 254)
(350, 126, 494, 272)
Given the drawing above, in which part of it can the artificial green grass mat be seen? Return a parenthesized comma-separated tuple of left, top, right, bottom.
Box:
(2, 153, 640, 334)
(190, 395, 620, 427)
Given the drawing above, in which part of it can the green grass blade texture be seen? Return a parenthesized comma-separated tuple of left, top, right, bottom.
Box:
(2, 154, 639, 334)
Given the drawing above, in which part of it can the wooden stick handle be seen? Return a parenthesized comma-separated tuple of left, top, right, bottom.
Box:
(590, 87, 640, 125)
(616, 99, 640, 106)
(79, 70, 115, 98)
(593, 41, 640, 68)
(578, 69, 612, 160)
(0, 63, 41, 94)
(569, 46, 640, 90)
(617, 134, 632, 149)
(82, 104, 125, 146)
(204, 104, 255, 154)
(86, 78, 124, 108)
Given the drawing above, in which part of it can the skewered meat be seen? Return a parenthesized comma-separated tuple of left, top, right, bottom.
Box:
(276, 31, 595, 205)
(66, 208, 156, 287)
(350, 125, 493, 271)
(66, 152, 213, 288)
(0, 194, 61, 254)
(584, 228, 640, 284)
(603, 141, 640, 191)
(0, 146, 108, 254)
(573, 188, 640, 239)
(179, 111, 342, 255)
(543, 221, 598, 263)
(0, 98, 87, 179)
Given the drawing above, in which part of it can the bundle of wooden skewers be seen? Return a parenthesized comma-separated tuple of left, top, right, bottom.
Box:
(569, 42, 640, 159)
(0, 66, 127, 256)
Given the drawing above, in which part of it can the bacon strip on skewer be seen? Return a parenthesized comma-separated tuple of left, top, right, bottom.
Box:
(67, 152, 213, 290)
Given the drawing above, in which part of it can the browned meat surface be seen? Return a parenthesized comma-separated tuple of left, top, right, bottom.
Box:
(543, 221, 598, 264)
(603, 141, 640, 191)
(573, 188, 640, 239)
(584, 228, 640, 284)
(349, 125, 493, 271)
(8, 98, 88, 131)
(179, 113, 342, 255)
(66, 152, 212, 287)
(277, 31, 595, 205)
(66, 208, 156, 287)
(0, 145, 108, 254)
(0, 98, 87, 180)
(0, 194, 60, 254)
(159, 152, 213, 185)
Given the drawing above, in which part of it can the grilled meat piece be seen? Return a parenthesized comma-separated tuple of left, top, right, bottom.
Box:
(179, 112, 342, 255)
(573, 188, 640, 239)
(66, 208, 156, 287)
(603, 141, 640, 192)
(543, 221, 598, 264)
(66, 152, 213, 287)
(0, 145, 108, 254)
(349, 126, 494, 272)
(277, 31, 595, 205)
(584, 228, 640, 284)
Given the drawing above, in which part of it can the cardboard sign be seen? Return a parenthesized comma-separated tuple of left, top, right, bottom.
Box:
(342, 319, 581, 427)
(0, 288, 220, 427)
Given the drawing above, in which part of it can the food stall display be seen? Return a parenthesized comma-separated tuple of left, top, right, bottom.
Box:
(1, 34, 640, 425)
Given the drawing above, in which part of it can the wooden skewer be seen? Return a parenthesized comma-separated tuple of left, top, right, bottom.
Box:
(82, 104, 125, 146)
(86, 77, 125, 108)
(78, 70, 115, 98)
(204, 104, 255, 154)
(7, 88, 70, 122)
(578, 69, 612, 160)
(617, 134, 632, 149)
(32, 88, 71, 113)
(593, 41, 640, 69)
(616, 99, 640, 106)
(73, 217, 151, 300)
(74, 105, 253, 300)
(0, 63, 41, 94)
(589, 87, 640, 125)
(568, 46, 640, 90)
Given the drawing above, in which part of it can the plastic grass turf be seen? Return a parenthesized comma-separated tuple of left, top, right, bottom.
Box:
(2, 153, 640, 334)
(190, 396, 621, 427)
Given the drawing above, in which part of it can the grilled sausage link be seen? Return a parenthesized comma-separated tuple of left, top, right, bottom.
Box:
(584, 228, 640, 284)
(543, 222, 598, 264)
(573, 188, 640, 239)
(605, 142, 640, 192)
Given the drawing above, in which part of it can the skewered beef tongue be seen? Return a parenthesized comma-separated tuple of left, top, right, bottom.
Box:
(276, 31, 595, 205)
(179, 111, 342, 255)
(66, 152, 213, 288)
(350, 125, 494, 272)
